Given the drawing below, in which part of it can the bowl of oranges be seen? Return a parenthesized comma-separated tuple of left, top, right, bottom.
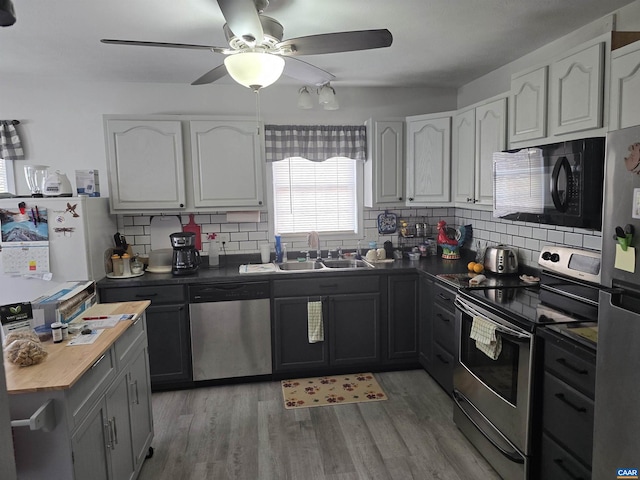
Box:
(467, 261, 485, 274)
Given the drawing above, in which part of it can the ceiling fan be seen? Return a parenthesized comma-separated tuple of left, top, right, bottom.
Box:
(100, 0, 393, 90)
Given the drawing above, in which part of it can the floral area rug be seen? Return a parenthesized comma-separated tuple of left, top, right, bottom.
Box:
(281, 373, 388, 409)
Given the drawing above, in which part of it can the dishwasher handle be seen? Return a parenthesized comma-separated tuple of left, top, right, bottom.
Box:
(189, 282, 270, 302)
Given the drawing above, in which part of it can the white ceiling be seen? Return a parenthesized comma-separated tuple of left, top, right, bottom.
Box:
(0, 0, 635, 89)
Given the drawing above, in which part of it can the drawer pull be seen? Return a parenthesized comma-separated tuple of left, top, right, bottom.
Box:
(437, 293, 451, 302)
(319, 284, 339, 289)
(556, 357, 588, 375)
(554, 393, 587, 413)
(91, 354, 106, 370)
(553, 458, 585, 480)
(136, 293, 158, 298)
(436, 354, 449, 365)
(436, 313, 450, 322)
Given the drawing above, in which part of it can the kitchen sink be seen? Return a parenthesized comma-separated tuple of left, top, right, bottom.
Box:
(275, 258, 375, 272)
(321, 259, 374, 269)
(276, 261, 325, 271)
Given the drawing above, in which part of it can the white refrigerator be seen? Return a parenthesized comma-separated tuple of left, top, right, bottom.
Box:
(0, 196, 116, 305)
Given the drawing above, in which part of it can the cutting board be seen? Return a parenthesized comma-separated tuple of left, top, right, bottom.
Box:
(183, 214, 202, 251)
(150, 215, 182, 251)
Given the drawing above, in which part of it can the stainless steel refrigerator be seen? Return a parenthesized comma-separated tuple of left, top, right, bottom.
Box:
(594, 126, 640, 479)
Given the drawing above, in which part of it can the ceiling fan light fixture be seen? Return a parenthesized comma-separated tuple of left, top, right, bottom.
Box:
(224, 51, 285, 91)
(297, 87, 313, 109)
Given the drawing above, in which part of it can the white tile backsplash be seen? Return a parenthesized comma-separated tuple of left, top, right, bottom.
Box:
(456, 208, 601, 267)
(119, 206, 602, 266)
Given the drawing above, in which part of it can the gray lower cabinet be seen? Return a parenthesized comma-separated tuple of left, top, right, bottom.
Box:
(537, 328, 596, 479)
(98, 285, 191, 388)
(272, 275, 381, 374)
(418, 274, 434, 369)
(420, 279, 457, 394)
(10, 315, 153, 480)
(72, 370, 133, 480)
(386, 273, 418, 363)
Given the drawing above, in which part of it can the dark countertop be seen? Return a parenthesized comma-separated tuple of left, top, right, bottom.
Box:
(97, 250, 478, 289)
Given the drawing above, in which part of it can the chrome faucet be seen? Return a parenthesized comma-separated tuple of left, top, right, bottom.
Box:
(308, 231, 321, 261)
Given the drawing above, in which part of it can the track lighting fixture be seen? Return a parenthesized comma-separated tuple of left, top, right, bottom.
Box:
(296, 83, 339, 110)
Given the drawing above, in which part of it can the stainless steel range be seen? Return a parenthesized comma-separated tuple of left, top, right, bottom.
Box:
(452, 246, 602, 480)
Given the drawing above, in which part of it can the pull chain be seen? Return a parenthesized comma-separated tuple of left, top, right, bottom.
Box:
(255, 89, 261, 135)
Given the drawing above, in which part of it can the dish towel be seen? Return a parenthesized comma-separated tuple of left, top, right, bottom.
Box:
(470, 316, 502, 360)
(0, 121, 24, 160)
(307, 301, 324, 343)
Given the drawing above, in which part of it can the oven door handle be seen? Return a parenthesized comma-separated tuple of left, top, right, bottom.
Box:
(455, 297, 531, 341)
(453, 390, 525, 464)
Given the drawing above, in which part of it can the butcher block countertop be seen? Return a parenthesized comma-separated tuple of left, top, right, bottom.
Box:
(4, 300, 150, 394)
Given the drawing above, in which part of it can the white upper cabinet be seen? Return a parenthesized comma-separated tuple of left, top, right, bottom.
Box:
(549, 41, 604, 136)
(453, 96, 507, 207)
(105, 118, 186, 212)
(475, 97, 507, 206)
(364, 119, 405, 207)
(453, 108, 476, 204)
(610, 40, 640, 130)
(510, 66, 547, 143)
(406, 113, 452, 205)
(190, 119, 264, 209)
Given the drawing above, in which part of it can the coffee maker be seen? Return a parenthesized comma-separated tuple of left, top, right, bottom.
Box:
(170, 232, 201, 275)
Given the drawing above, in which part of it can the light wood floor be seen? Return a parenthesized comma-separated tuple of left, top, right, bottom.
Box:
(138, 369, 500, 480)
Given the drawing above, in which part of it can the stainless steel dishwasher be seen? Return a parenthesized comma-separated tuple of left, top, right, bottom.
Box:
(189, 282, 272, 381)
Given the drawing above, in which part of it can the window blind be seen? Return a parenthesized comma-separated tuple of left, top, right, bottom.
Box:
(272, 157, 357, 234)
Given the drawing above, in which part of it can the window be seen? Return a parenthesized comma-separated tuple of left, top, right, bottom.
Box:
(272, 156, 361, 235)
(265, 124, 366, 240)
(0, 158, 15, 194)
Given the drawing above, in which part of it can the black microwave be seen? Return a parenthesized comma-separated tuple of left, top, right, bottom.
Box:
(493, 137, 605, 230)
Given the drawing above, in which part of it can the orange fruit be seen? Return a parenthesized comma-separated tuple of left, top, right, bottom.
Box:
(467, 262, 476, 271)
(473, 263, 485, 273)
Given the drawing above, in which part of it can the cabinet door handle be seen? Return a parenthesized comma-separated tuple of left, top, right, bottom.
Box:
(104, 419, 113, 450)
(408, 197, 414, 201)
(436, 313, 450, 322)
(134, 380, 140, 405)
(553, 458, 585, 480)
(436, 354, 449, 365)
(398, 197, 403, 201)
(91, 354, 106, 370)
(112, 416, 118, 446)
(554, 393, 587, 413)
(556, 357, 588, 375)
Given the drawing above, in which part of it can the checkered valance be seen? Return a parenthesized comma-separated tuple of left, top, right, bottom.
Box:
(0, 120, 24, 160)
(264, 125, 366, 162)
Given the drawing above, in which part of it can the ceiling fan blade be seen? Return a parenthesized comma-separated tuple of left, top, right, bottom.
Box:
(217, 0, 264, 44)
(282, 57, 334, 86)
(101, 39, 226, 53)
(278, 29, 392, 56)
(191, 64, 228, 85)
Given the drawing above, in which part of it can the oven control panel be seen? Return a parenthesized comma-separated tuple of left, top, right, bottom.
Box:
(538, 245, 601, 284)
